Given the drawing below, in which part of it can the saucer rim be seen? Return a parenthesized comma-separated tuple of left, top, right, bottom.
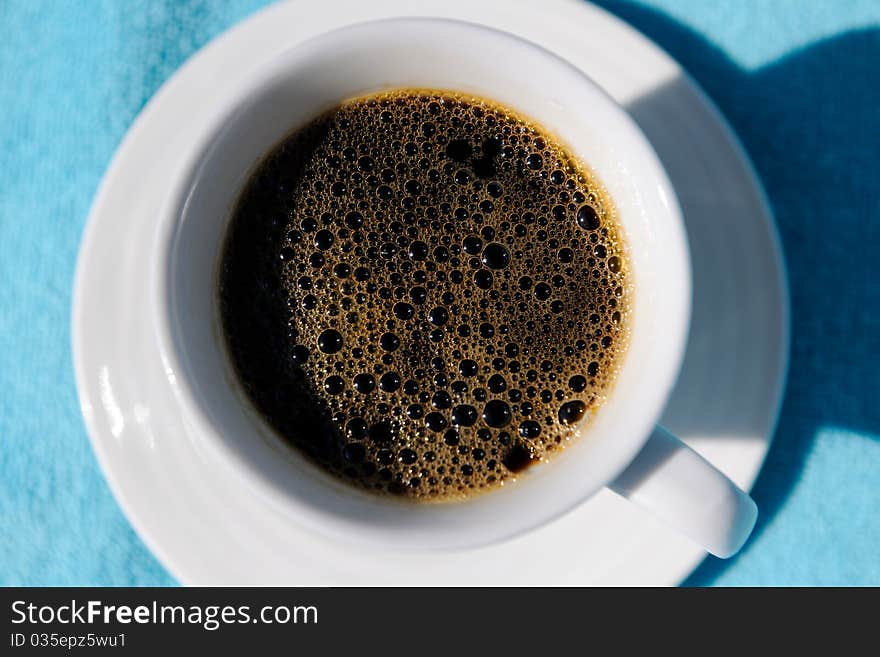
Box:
(72, 0, 789, 585)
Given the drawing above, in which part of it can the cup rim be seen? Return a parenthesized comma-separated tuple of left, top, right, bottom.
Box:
(151, 16, 691, 550)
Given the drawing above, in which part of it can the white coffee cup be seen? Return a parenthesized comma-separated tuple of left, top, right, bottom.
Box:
(153, 18, 757, 558)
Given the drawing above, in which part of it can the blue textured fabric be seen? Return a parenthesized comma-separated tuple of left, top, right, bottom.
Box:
(1, 0, 877, 586)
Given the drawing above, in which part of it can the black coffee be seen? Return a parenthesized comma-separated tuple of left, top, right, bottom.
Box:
(219, 90, 631, 501)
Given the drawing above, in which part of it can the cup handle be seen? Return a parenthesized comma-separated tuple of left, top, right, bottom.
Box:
(607, 425, 757, 558)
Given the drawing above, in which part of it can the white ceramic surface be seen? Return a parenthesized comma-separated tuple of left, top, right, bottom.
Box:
(154, 17, 698, 551)
(73, 0, 788, 585)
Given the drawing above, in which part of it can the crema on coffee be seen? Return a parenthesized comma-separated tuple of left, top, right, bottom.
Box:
(219, 90, 632, 501)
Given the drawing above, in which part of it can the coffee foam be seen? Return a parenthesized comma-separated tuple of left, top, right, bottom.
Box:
(219, 90, 632, 501)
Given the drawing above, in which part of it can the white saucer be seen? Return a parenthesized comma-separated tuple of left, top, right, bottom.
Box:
(73, 0, 788, 585)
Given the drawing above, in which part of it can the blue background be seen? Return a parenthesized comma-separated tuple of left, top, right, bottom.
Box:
(1, 0, 877, 586)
